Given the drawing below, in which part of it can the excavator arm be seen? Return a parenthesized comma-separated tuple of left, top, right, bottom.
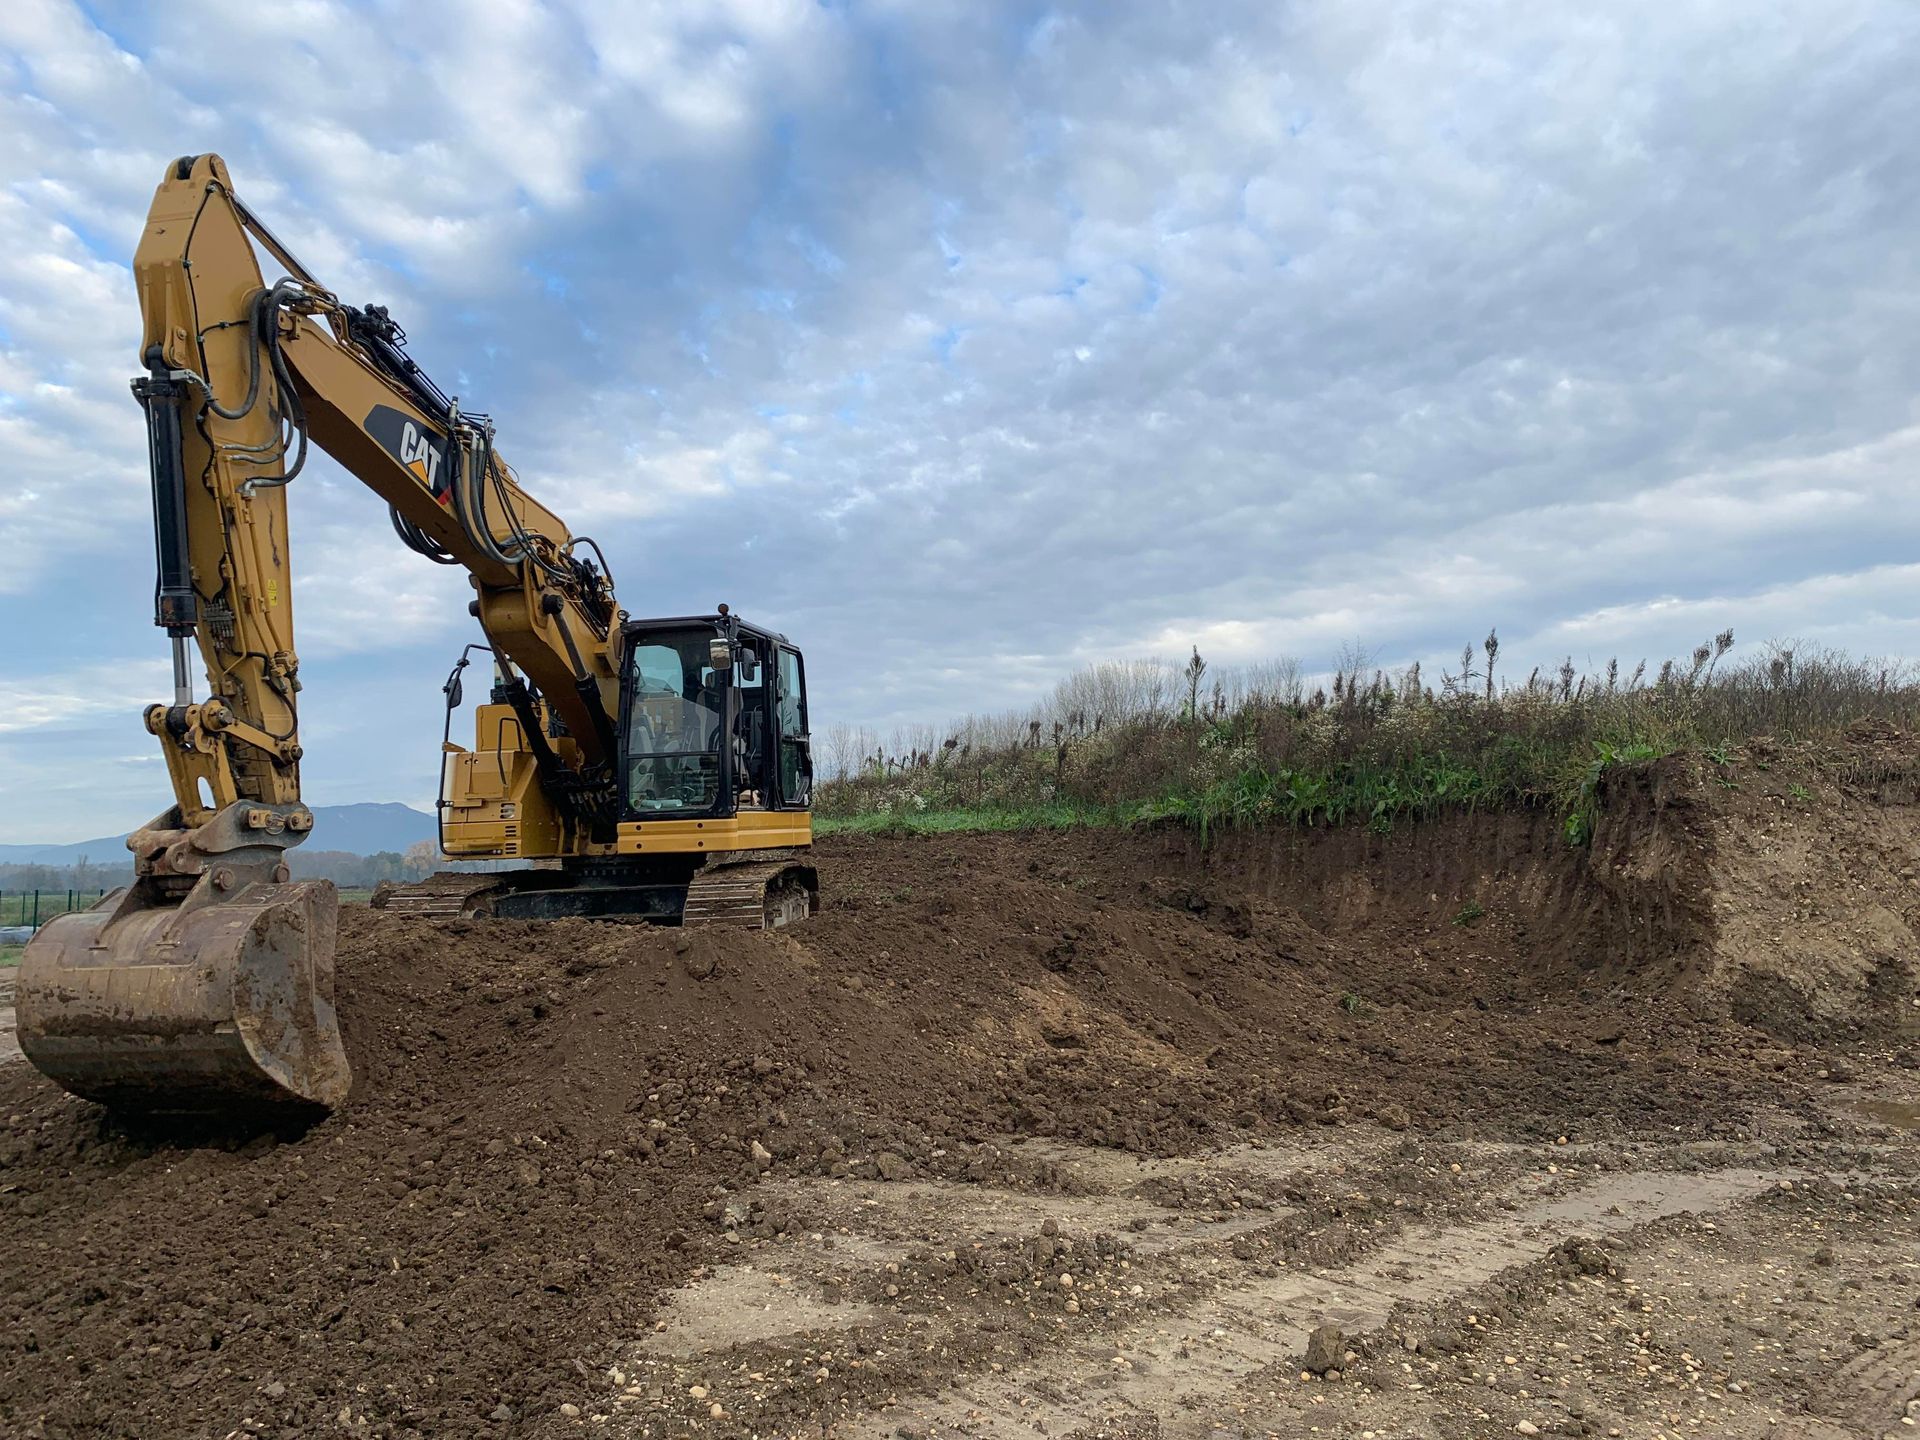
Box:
(18, 153, 628, 1111)
(134, 154, 624, 828)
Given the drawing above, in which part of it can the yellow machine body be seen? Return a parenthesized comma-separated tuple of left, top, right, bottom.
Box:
(17, 155, 815, 1115)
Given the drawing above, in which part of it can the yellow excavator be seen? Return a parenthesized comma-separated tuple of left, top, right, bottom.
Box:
(17, 155, 817, 1115)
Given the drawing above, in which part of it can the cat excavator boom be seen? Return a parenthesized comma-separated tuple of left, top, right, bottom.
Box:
(17, 154, 816, 1115)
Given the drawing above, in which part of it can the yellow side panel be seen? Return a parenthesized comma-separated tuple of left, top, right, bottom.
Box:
(438, 703, 568, 858)
(616, 811, 812, 855)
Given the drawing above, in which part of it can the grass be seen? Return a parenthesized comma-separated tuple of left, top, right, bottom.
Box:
(815, 802, 1113, 838)
(1, 945, 22, 968)
(0, 891, 112, 928)
(816, 634, 1920, 844)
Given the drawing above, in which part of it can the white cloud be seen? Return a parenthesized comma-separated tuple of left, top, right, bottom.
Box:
(0, 657, 171, 735)
(2, 0, 1918, 833)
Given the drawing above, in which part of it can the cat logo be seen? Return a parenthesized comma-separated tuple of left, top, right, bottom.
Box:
(363, 403, 454, 506)
(397, 421, 442, 487)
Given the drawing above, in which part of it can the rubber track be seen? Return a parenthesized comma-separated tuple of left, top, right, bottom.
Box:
(681, 861, 806, 930)
(369, 873, 505, 918)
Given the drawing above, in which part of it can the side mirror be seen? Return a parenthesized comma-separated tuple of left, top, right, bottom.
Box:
(708, 638, 734, 672)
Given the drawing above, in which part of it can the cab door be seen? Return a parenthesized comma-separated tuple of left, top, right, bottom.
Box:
(775, 646, 812, 807)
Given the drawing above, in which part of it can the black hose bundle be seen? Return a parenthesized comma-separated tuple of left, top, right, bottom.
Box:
(200, 279, 311, 494)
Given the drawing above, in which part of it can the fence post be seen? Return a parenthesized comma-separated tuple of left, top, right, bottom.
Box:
(32, 889, 40, 928)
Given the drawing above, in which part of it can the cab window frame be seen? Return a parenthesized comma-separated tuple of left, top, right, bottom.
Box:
(619, 624, 732, 820)
(774, 644, 811, 808)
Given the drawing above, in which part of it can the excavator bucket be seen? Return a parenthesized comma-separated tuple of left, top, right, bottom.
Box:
(16, 878, 350, 1113)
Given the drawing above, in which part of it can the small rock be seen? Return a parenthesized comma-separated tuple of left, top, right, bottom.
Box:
(1516, 1423, 1540, 1436)
(559, 1403, 581, 1419)
(1302, 1323, 1344, 1375)
(751, 1141, 773, 1171)
(1813, 1245, 1835, 1266)
(490, 1404, 513, 1422)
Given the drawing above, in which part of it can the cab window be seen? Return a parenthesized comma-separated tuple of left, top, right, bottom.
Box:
(732, 642, 771, 807)
(626, 632, 723, 813)
(776, 647, 810, 806)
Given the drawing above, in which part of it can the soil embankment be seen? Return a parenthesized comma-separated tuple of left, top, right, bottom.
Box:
(1, 739, 1916, 1438)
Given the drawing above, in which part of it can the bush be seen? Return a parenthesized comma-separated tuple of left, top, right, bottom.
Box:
(816, 635, 1919, 839)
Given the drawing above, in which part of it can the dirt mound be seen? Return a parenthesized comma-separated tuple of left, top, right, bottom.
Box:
(1, 739, 1913, 1438)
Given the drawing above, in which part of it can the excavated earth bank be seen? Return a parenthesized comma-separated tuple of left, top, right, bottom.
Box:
(2, 740, 1917, 1439)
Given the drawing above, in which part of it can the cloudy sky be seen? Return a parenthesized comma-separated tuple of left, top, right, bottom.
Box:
(1, 0, 1917, 842)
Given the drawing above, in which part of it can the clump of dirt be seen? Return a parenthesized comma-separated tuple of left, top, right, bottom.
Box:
(1, 733, 1913, 1438)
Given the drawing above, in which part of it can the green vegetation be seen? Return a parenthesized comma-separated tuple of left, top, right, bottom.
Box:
(0, 944, 22, 968)
(0, 889, 110, 928)
(1452, 900, 1486, 927)
(815, 802, 1110, 837)
(818, 634, 1918, 843)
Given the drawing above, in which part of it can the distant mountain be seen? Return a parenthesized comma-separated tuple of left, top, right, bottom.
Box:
(0, 803, 438, 866)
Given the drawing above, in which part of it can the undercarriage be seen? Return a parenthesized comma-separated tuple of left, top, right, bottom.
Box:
(370, 850, 818, 929)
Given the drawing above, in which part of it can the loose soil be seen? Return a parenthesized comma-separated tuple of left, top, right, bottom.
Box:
(2, 740, 1917, 1439)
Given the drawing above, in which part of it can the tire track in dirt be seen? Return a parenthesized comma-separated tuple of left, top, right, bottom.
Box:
(602, 1134, 1398, 1428)
(1770, 1336, 1920, 1439)
(854, 1167, 1786, 1439)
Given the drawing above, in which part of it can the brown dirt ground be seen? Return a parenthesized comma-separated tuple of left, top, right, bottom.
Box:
(1, 740, 1916, 1439)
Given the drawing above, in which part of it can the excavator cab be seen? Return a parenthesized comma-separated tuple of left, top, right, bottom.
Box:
(379, 611, 817, 927)
(622, 617, 812, 820)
